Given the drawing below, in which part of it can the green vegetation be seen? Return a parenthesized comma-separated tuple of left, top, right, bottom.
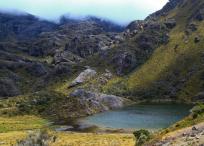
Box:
(17, 130, 53, 146)
(133, 129, 151, 146)
(145, 103, 204, 145)
(164, 104, 204, 133)
(1, 0, 204, 145)
(102, 0, 204, 103)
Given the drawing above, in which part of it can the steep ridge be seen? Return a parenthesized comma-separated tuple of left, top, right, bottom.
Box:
(0, 12, 127, 120)
(103, 0, 204, 102)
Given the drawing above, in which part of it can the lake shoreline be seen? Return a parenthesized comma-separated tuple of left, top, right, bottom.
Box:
(54, 103, 193, 134)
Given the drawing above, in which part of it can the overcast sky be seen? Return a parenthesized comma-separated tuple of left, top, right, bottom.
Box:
(0, 0, 168, 25)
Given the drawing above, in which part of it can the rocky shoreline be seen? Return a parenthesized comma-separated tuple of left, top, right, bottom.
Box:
(151, 123, 204, 146)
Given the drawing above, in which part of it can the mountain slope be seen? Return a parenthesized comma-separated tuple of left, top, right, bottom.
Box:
(103, 0, 204, 102)
(0, 0, 204, 121)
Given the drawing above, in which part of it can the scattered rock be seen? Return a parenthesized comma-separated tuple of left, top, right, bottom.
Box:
(194, 92, 204, 102)
(26, 63, 48, 77)
(55, 126, 73, 131)
(69, 68, 97, 87)
(195, 136, 200, 139)
(194, 36, 200, 43)
(182, 132, 187, 136)
(0, 78, 20, 98)
(190, 133, 196, 137)
(164, 19, 176, 29)
(126, 20, 145, 31)
(69, 89, 128, 115)
(98, 70, 113, 84)
(195, 7, 204, 21)
(112, 51, 136, 75)
(54, 51, 83, 64)
(188, 23, 198, 32)
(54, 62, 71, 74)
(192, 126, 198, 131)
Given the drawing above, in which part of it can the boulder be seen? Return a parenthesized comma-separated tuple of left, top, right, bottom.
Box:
(69, 89, 126, 114)
(195, 7, 204, 21)
(53, 63, 71, 74)
(0, 78, 20, 98)
(188, 23, 198, 32)
(98, 69, 113, 84)
(126, 20, 144, 31)
(54, 51, 83, 64)
(194, 36, 200, 43)
(164, 19, 176, 29)
(194, 91, 204, 102)
(69, 68, 97, 87)
(26, 63, 48, 77)
(192, 126, 198, 131)
(112, 51, 136, 75)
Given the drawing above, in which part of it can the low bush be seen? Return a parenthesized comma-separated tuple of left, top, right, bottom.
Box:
(133, 129, 150, 146)
(17, 130, 56, 146)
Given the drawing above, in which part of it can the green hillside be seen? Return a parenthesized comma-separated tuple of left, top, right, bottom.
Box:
(103, 0, 204, 102)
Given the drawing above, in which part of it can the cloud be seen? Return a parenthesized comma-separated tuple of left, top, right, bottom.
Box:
(0, 0, 168, 24)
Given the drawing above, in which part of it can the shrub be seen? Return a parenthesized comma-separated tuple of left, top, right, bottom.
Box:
(133, 129, 150, 146)
(17, 130, 56, 146)
(191, 103, 204, 115)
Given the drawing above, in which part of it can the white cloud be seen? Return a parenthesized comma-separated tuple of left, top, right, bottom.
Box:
(0, 0, 168, 24)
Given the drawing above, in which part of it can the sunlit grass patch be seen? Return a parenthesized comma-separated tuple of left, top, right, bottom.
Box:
(51, 132, 135, 146)
(0, 131, 27, 146)
(0, 115, 48, 133)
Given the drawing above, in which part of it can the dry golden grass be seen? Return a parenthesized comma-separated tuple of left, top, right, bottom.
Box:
(0, 115, 48, 133)
(0, 131, 27, 146)
(0, 115, 135, 146)
(51, 132, 135, 146)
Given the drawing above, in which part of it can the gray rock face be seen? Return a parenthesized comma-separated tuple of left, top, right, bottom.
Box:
(194, 92, 204, 102)
(164, 19, 176, 29)
(195, 7, 204, 21)
(0, 78, 20, 98)
(194, 36, 200, 43)
(65, 34, 113, 58)
(53, 62, 71, 74)
(0, 12, 57, 41)
(26, 63, 48, 77)
(54, 51, 83, 64)
(112, 51, 136, 75)
(147, 0, 183, 19)
(126, 20, 145, 32)
(69, 68, 97, 87)
(69, 89, 125, 115)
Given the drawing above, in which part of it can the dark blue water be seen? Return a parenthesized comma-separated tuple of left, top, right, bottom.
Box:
(81, 104, 192, 130)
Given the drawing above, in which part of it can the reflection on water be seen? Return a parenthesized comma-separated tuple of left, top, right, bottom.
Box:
(80, 104, 192, 130)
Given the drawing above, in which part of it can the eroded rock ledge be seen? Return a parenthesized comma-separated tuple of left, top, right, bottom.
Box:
(69, 88, 131, 116)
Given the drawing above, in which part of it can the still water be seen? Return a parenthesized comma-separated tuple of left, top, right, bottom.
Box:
(80, 104, 192, 130)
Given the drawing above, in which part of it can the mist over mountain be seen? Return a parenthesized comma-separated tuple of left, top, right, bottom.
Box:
(0, 0, 168, 25)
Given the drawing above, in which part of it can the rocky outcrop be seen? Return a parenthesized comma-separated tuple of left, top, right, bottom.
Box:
(0, 78, 20, 98)
(194, 92, 204, 102)
(0, 12, 57, 41)
(69, 89, 128, 115)
(26, 63, 48, 77)
(112, 51, 137, 75)
(164, 19, 176, 29)
(149, 123, 204, 146)
(69, 68, 97, 87)
(193, 4, 204, 21)
(54, 51, 83, 64)
(147, 0, 184, 20)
